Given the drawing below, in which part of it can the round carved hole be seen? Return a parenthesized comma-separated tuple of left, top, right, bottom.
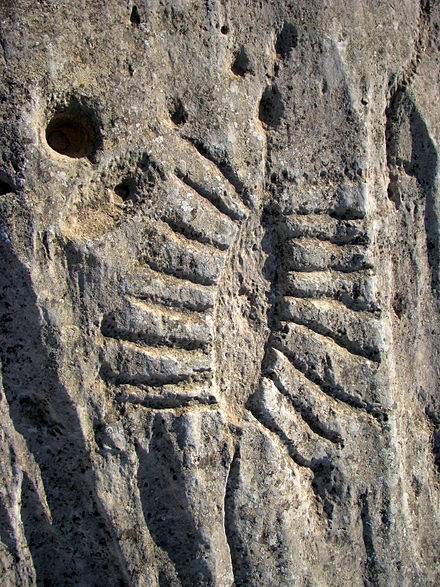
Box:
(46, 113, 96, 159)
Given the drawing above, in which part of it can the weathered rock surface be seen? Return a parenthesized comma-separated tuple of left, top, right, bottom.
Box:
(0, 1, 439, 585)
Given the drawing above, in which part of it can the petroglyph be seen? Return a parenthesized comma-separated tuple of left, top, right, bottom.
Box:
(1, 1, 439, 585)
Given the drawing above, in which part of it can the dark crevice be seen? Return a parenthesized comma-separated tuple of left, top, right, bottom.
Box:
(41, 231, 51, 259)
(258, 84, 284, 129)
(330, 205, 368, 221)
(231, 46, 254, 76)
(411, 107, 440, 298)
(385, 0, 432, 199)
(385, 84, 408, 209)
(275, 22, 298, 59)
(114, 177, 138, 202)
(360, 492, 380, 585)
(425, 410, 440, 472)
(136, 417, 215, 586)
(130, 5, 141, 25)
(260, 208, 284, 333)
(386, 88, 439, 298)
(223, 442, 253, 585)
(223, 444, 239, 585)
(169, 97, 188, 126)
(0, 176, 14, 195)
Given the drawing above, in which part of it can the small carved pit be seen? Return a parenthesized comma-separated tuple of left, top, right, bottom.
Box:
(46, 112, 97, 159)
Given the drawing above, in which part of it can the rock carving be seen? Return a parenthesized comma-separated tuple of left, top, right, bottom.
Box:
(0, 1, 439, 585)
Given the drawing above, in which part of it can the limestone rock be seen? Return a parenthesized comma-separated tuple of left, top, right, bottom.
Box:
(0, 1, 439, 585)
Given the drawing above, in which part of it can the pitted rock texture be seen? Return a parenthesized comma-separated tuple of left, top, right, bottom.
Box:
(0, 1, 439, 585)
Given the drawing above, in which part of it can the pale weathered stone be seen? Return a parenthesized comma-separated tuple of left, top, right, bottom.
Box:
(0, 1, 439, 585)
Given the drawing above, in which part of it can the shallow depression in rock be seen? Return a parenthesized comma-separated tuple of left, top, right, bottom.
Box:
(45, 112, 97, 159)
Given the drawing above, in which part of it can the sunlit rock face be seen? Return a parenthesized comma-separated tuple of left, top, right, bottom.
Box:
(0, 1, 439, 585)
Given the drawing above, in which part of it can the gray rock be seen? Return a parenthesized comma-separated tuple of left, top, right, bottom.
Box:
(0, 1, 439, 585)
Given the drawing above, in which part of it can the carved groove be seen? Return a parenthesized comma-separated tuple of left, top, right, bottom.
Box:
(98, 139, 246, 409)
(282, 213, 369, 245)
(269, 373, 343, 445)
(248, 402, 345, 523)
(117, 391, 217, 409)
(272, 342, 383, 418)
(285, 270, 379, 312)
(163, 213, 229, 252)
(280, 297, 382, 362)
(284, 238, 373, 273)
(100, 363, 210, 389)
(278, 319, 379, 365)
(247, 399, 314, 469)
(181, 136, 250, 204)
(127, 270, 215, 313)
(175, 170, 245, 222)
(247, 204, 386, 523)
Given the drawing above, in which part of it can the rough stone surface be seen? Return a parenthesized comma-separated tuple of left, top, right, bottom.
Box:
(0, 1, 439, 585)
